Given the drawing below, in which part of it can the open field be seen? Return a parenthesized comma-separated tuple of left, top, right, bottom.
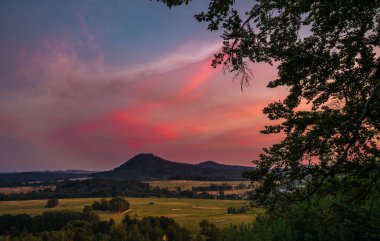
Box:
(0, 186, 36, 194)
(0, 186, 55, 194)
(147, 180, 253, 190)
(0, 197, 263, 232)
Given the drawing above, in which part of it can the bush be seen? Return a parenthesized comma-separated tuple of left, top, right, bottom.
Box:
(109, 197, 129, 212)
(92, 197, 129, 213)
(83, 205, 92, 213)
(227, 206, 249, 214)
(45, 198, 59, 208)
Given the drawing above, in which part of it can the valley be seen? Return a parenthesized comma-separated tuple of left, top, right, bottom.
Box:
(0, 197, 263, 232)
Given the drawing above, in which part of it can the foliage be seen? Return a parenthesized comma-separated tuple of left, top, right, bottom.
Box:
(0, 211, 99, 235)
(226, 205, 249, 214)
(157, 0, 380, 212)
(44, 198, 59, 208)
(155, 1, 380, 239)
(123, 215, 192, 241)
(82, 205, 93, 213)
(0, 179, 151, 200)
(0, 211, 192, 241)
(91, 197, 130, 213)
(195, 194, 380, 241)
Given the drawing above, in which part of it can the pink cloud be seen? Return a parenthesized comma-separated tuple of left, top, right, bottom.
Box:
(1, 32, 287, 170)
(180, 57, 219, 96)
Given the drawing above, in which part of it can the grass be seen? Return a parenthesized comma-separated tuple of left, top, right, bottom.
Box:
(0, 186, 55, 194)
(0, 186, 36, 194)
(0, 197, 264, 232)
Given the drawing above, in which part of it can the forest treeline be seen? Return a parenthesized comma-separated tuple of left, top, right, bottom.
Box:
(0, 211, 192, 241)
(191, 183, 253, 192)
(0, 179, 248, 201)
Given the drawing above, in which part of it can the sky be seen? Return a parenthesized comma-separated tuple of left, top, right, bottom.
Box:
(0, 0, 287, 172)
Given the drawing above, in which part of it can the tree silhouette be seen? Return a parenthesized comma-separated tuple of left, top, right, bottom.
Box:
(157, 0, 380, 211)
(45, 198, 59, 208)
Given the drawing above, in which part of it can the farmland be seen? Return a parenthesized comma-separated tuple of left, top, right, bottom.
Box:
(0, 197, 263, 232)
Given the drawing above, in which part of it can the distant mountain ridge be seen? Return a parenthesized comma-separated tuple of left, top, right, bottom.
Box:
(0, 154, 254, 184)
(91, 153, 253, 181)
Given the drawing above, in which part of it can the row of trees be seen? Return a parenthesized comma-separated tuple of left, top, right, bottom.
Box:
(0, 179, 250, 201)
(0, 179, 151, 201)
(192, 183, 254, 192)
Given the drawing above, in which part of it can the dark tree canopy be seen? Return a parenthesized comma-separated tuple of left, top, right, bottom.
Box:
(45, 198, 59, 208)
(91, 197, 130, 213)
(157, 0, 380, 210)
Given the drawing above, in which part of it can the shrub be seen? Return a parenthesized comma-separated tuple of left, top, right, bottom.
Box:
(109, 197, 129, 213)
(227, 206, 249, 214)
(92, 197, 129, 213)
(45, 198, 59, 208)
(83, 205, 92, 213)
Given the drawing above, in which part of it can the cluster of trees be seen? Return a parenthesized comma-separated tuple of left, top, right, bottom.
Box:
(0, 211, 99, 235)
(44, 198, 59, 208)
(122, 215, 192, 241)
(91, 198, 130, 213)
(0, 211, 192, 241)
(226, 205, 250, 214)
(197, 195, 380, 241)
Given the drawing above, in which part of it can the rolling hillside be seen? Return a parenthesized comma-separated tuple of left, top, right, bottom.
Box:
(91, 153, 253, 181)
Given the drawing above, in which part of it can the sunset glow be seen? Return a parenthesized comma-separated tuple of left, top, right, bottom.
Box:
(0, 1, 287, 171)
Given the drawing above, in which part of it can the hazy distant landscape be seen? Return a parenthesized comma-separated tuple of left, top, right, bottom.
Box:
(0, 153, 256, 202)
(0, 154, 261, 240)
(0, 153, 258, 233)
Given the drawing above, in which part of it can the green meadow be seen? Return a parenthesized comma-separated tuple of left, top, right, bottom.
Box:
(0, 197, 264, 232)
